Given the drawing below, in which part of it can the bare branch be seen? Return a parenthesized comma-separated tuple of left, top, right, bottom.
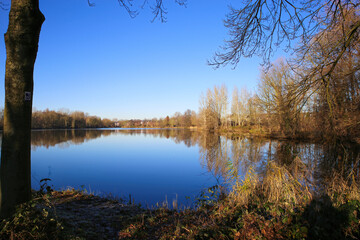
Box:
(87, 0, 95, 7)
(0, 1, 9, 10)
(117, 0, 138, 18)
(151, 0, 168, 23)
(109, 0, 186, 22)
(209, 0, 360, 71)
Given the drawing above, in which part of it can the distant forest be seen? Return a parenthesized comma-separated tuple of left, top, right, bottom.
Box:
(0, 109, 115, 129)
(0, 108, 198, 130)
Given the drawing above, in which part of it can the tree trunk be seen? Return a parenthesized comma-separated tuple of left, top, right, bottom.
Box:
(0, 0, 44, 218)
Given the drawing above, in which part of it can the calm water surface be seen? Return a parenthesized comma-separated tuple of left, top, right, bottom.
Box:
(6, 129, 360, 207)
(30, 129, 213, 207)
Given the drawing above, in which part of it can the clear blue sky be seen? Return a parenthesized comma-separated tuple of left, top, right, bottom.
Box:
(0, 0, 270, 120)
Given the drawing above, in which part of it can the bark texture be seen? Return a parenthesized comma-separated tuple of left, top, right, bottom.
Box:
(0, 0, 44, 218)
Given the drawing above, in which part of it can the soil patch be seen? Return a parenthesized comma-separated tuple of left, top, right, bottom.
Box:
(49, 191, 147, 240)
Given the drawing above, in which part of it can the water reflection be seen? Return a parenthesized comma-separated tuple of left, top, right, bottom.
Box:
(30, 129, 200, 150)
(26, 129, 210, 206)
(31, 129, 112, 149)
(197, 134, 360, 194)
(22, 129, 360, 203)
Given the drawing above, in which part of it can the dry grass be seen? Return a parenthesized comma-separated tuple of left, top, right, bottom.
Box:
(228, 166, 259, 206)
(262, 160, 312, 207)
(325, 172, 360, 206)
(229, 159, 313, 209)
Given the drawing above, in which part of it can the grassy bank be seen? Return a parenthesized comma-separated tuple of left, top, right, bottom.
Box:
(1, 162, 359, 239)
(217, 125, 360, 144)
(119, 162, 360, 239)
(217, 125, 321, 142)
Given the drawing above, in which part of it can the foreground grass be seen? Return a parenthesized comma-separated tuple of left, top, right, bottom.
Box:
(1, 162, 360, 239)
(118, 164, 360, 240)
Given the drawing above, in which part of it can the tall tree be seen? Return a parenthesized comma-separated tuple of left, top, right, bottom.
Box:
(212, 85, 229, 128)
(182, 109, 192, 128)
(0, 0, 44, 218)
(257, 59, 300, 136)
(199, 85, 229, 131)
(293, 7, 360, 136)
(231, 87, 251, 127)
(231, 86, 241, 126)
(238, 88, 251, 126)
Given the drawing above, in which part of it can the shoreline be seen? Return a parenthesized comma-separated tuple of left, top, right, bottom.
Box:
(1, 176, 359, 240)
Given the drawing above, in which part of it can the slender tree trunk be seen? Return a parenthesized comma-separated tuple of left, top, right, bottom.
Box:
(0, 0, 44, 218)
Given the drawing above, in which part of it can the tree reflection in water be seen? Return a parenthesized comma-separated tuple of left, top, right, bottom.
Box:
(199, 133, 360, 196)
(26, 129, 360, 195)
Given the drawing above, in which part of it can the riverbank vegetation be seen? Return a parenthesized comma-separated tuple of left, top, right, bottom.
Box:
(1, 156, 359, 239)
(198, 4, 360, 143)
(3, 130, 360, 239)
(119, 161, 360, 239)
(1, 126, 359, 239)
(198, 54, 360, 143)
(0, 188, 146, 239)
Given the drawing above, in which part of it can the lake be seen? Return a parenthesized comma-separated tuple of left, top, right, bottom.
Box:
(5, 129, 360, 207)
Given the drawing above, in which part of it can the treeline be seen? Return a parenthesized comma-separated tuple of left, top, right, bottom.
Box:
(118, 109, 198, 128)
(197, 8, 360, 141)
(32, 110, 116, 129)
(0, 109, 116, 129)
(0, 109, 200, 130)
(199, 58, 359, 141)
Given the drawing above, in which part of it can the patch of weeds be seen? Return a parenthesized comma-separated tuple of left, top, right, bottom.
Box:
(195, 184, 226, 209)
(39, 178, 54, 196)
(0, 194, 64, 240)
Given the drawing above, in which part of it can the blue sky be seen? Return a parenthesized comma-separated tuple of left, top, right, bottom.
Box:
(0, 0, 268, 120)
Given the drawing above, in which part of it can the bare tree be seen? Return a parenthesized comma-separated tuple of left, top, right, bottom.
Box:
(209, 0, 359, 136)
(231, 86, 251, 127)
(239, 88, 251, 126)
(294, 8, 360, 110)
(231, 86, 241, 126)
(199, 90, 220, 131)
(199, 85, 229, 131)
(215, 84, 229, 128)
(210, 0, 360, 71)
(289, 7, 360, 136)
(257, 59, 301, 136)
